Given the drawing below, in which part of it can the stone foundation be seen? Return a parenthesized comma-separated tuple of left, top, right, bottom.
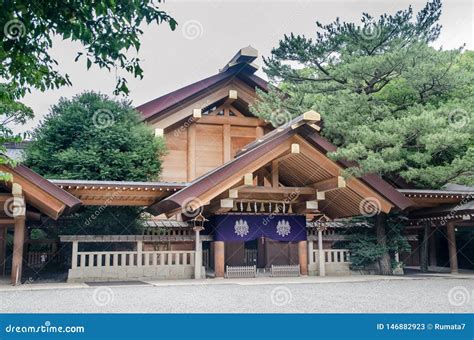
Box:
(67, 265, 205, 282)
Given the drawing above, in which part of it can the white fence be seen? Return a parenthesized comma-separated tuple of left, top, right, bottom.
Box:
(68, 249, 197, 282)
(310, 249, 350, 264)
(73, 250, 195, 269)
(309, 249, 351, 276)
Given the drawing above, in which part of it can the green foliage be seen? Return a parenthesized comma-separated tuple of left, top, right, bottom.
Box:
(0, 0, 176, 96)
(25, 92, 166, 234)
(0, 1, 176, 180)
(0, 84, 33, 180)
(252, 0, 473, 188)
(343, 215, 411, 269)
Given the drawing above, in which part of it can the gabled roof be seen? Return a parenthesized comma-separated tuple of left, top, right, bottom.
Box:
(136, 46, 268, 122)
(149, 112, 413, 217)
(0, 164, 82, 219)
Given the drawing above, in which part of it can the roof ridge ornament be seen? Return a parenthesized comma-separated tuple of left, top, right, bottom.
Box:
(220, 46, 259, 74)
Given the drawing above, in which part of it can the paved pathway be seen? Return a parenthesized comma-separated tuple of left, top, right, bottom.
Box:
(0, 276, 473, 313)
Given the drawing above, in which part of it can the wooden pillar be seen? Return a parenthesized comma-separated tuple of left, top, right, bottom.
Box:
(317, 228, 325, 276)
(214, 241, 225, 278)
(375, 213, 392, 275)
(307, 240, 314, 265)
(298, 240, 308, 275)
(446, 222, 458, 274)
(429, 227, 437, 267)
(194, 227, 204, 279)
(271, 160, 279, 187)
(0, 226, 7, 276)
(187, 123, 196, 181)
(223, 124, 231, 163)
(420, 222, 429, 272)
(11, 216, 25, 285)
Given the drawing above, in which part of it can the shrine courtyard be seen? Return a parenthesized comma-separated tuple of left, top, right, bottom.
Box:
(1, 275, 472, 313)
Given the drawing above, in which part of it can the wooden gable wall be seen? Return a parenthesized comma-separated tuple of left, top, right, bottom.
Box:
(150, 79, 268, 183)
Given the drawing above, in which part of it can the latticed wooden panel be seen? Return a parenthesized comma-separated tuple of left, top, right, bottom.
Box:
(225, 265, 256, 278)
(270, 264, 300, 277)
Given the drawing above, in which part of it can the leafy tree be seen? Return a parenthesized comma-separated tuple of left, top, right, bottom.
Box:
(336, 214, 411, 272)
(0, 0, 176, 179)
(0, 84, 33, 180)
(25, 92, 166, 234)
(252, 0, 473, 189)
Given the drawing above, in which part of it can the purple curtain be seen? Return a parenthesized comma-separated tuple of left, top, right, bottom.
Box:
(209, 215, 307, 242)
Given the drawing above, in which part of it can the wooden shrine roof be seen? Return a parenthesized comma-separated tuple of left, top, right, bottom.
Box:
(149, 111, 413, 218)
(136, 46, 268, 122)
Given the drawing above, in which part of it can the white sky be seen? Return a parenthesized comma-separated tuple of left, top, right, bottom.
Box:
(13, 0, 474, 134)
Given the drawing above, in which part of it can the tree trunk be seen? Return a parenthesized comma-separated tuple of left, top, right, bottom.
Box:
(375, 213, 392, 275)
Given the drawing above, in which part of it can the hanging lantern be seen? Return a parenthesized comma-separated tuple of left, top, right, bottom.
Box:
(254, 201, 257, 213)
(191, 212, 208, 231)
(246, 202, 252, 212)
(240, 201, 243, 212)
(288, 204, 293, 214)
(232, 200, 237, 211)
(260, 202, 265, 212)
(282, 202, 286, 214)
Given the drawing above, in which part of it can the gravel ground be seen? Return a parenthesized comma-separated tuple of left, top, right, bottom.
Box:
(1, 277, 473, 313)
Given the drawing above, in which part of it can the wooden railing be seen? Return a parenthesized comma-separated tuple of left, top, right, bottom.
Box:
(73, 250, 195, 269)
(27, 251, 54, 268)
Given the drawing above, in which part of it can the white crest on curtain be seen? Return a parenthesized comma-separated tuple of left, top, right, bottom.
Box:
(234, 219, 250, 237)
(276, 219, 291, 237)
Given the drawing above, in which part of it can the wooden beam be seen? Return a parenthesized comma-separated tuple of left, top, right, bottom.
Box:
(196, 115, 266, 127)
(154, 128, 164, 137)
(291, 143, 300, 154)
(217, 199, 234, 214)
(192, 108, 202, 119)
(244, 173, 254, 186)
(238, 186, 316, 196)
(291, 110, 321, 129)
(271, 160, 279, 187)
(313, 176, 346, 192)
(187, 123, 196, 181)
(224, 90, 238, 105)
(294, 200, 319, 214)
(223, 124, 231, 163)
